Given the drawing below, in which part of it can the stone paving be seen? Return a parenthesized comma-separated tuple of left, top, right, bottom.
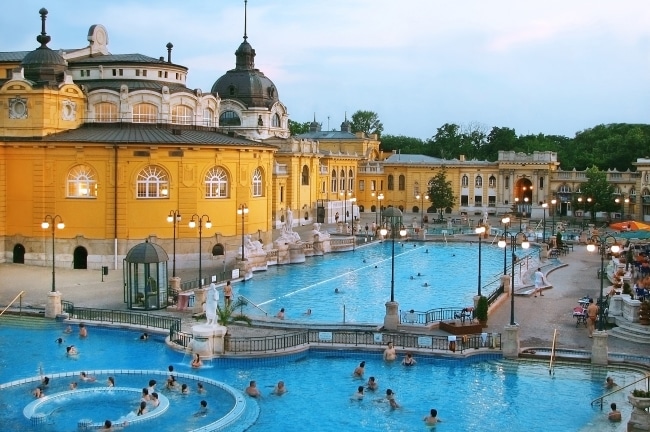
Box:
(0, 214, 647, 358)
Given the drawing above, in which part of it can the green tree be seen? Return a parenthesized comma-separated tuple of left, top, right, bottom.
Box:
(380, 134, 426, 153)
(427, 168, 455, 220)
(576, 166, 617, 221)
(428, 123, 463, 159)
(350, 110, 384, 137)
(288, 119, 311, 136)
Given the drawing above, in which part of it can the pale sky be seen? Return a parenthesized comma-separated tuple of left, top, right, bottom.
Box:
(2, 0, 649, 139)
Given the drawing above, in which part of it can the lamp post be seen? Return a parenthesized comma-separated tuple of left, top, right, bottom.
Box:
(377, 193, 384, 225)
(41, 215, 65, 293)
(237, 204, 249, 261)
(551, 199, 557, 240)
(416, 193, 429, 227)
(587, 235, 620, 331)
(380, 207, 406, 303)
(499, 231, 530, 325)
(542, 202, 548, 243)
(523, 197, 529, 219)
(501, 216, 511, 275)
(189, 214, 212, 288)
(166, 210, 181, 278)
(624, 197, 630, 220)
(514, 197, 520, 229)
(475, 226, 486, 296)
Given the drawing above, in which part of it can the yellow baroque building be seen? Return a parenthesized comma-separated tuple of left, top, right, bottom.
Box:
(1, 8, 649, 280)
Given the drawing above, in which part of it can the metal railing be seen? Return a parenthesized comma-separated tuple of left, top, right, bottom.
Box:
(62, 302, 181, 337)
(590, 373, 650, 409)
(0, 291, 25, 317)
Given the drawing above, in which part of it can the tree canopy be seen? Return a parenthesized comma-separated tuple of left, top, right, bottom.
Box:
(350, 110, 384, 137)
(427, 168, 455, 219)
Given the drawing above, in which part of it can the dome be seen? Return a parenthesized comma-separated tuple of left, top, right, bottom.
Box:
(21, 8, 67, 84)
(125, 241, 169, 264)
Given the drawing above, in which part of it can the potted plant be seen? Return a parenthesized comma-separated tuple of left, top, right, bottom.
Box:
(622, 282, 632, 296)
(639, 299, 650, 325)
(629, 389, 650, 411)
(216, 297, 252, 351)
(474, 295, 488, 327)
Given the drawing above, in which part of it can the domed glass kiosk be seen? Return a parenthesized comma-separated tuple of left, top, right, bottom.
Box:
(123, 241, 169, 310)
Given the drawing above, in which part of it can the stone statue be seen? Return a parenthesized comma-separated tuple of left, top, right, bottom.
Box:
(205, 283, 219, 326)
(244, 235, 266, 258)
(285, 208, 294, 233)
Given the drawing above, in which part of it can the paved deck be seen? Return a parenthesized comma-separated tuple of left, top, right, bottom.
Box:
(0, 215, 647, 358)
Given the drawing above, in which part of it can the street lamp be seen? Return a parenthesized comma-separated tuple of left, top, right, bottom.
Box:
(475, 226, 486, 296)
(350, 197, 357, 234)
(523, 197, 529, 218)
(542, 202, 548, 243)
(416, 193, 429, 226)
(340, 191, 352, 224)
(380, 207, 407, 303)
(41, 215, 65, 293)
(237, 204, 249, 261)
(189, 214, 212, 288)
(514, 197, 520, 228)
(551, 199, 557, 240)
(166, 210, 181, 278)
(501, 216, 511, 275)
(587, 235, 620, 331)
(624, 197, 630, 220)
(377, 193, 384, 225)
(498, 231, 530, 325)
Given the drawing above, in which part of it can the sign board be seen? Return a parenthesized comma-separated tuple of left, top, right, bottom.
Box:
(318, 332, 333, 342)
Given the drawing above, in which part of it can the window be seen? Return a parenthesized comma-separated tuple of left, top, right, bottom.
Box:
(331, 170, 337, 192)
(67, 165, 97, 198)
(219, 110, 241, 126)
(205, 167, 228, 198)
(339, 169, 345, 192)
(133, 103, 158, 123)
(488, 175, 496, 188)
(475, 175, 483, 187)
(135, 70, 140, 77)
(136, 165, 169, 198)
(164, 71, 168, 78)
(630, 187, 637, 197)
(462, 175, 469, 187)
(505, 176, 510, 189)
(119, 69, 123, 76)
(348, 169, 354, 191)
(228, 85, 236, 96)
(203, 108, 214, 127)
(272, 113, 280, 127)
(94, 102, 117, 122)
(539, 177, 544, 189)
(302, 165, 309, 186)
(371, 180, 376, 191)
(172, 105, 193, 125)
(252, 168, 263, 197)
(559, 185, 571, 193)
(488, 196, 496, 206)
(414, 182, 420, 196)
(359, 180, 365, 191)
(142, 70, 147, 77)
(112, 69, 117, 76)
(461, 195, 469, 206)
(387, 175, 394, 191)
(475, 196, 483, 206)
(158, 71, 163, 78)
(398, 175, 405, 191)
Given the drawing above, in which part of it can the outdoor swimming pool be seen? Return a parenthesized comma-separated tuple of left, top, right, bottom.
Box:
(236, 241, 529, 323)
(0, 318, 643, 431)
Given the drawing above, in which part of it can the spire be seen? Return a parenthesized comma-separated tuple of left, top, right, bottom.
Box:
(244, 0, 248, 41)
(234, 0, 255, 70)
(37, 8, 51, 48)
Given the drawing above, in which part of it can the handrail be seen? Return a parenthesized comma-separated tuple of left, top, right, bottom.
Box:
(238, 294, 268, 316)
(590, 373, 650, 408)
(0, 291, 25, 317)
(549, 329, 558, 375)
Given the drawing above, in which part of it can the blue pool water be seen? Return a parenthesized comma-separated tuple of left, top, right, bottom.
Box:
(236, 242, 526, 322)
(0, 318, 642, 431)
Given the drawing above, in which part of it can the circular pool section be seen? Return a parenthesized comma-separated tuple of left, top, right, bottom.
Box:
(3, 370, 257, 432)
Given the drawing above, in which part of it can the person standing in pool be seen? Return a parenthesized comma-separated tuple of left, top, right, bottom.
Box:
(385, 389, 400, 409)
(351, 385, 364, 400)
(383, 342, 397, 361)
(424, 408, 441, 425)
(245, 380, 261, 398)
(78, 323, 88, 338)
(366, 376, 378, 391)
(353, 361, 365, 378)
(402, 353, 416, 366)
(272, 380, 287, 395)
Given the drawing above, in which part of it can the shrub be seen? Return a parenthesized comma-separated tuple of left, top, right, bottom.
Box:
(474, 296, 488, 323)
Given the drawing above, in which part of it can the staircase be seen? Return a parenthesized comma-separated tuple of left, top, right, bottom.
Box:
(609, 320, 650, 344)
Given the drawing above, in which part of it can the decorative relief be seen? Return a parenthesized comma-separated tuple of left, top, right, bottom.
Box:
(61, 99, 77, 121)
(8, 96, 27, 119)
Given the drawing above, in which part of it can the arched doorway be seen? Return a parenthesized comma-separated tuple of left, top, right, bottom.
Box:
(514, 179, 534, 216)
(212, 243, 225, 256)
(73, 246, 88, 269)
(13, 244, 25, 264)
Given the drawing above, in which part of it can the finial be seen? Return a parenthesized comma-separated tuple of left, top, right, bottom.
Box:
(166, 42, 173, 63)
(37, 8, 51, 48)
(243, 0, 248, 41)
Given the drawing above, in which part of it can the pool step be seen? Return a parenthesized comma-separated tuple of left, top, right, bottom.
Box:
(0, 314, 55, 330)
(609, 320, 650, 345)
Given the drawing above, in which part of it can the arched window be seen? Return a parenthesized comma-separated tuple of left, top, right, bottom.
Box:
(203, 108, 214, 127)
(475, 175, 483, 187)
(388, 175, 394, 190)
(348, 169, 354, 191)
(398, 174, 405, 191)
(219, 110, 241, 126)
(302, 165, 309, 185)
(462, 175, 469, 187)
(414, 182, 420, 196)
(331, 170, 337, 192)
(539, 176, 545, 189)
(252, 168, 263, 197)
(133, 103, 158, 123)
(271, 113, 281, 127)
(559, 184, 571, 193)
(630, 187, 637, 197)
(339, 169, 346, 192)
(67, 164, 98, 198)
(136, 165, 169, 198)
(172, 105, 193, 124)
(205, 167, 228, 198)
(488, 175, 496, 188)
(94, 102, 117, 122)
(505, 176, 510, 189)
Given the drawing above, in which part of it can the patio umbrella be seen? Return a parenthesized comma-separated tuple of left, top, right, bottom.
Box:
(609, 221, 650, 231)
